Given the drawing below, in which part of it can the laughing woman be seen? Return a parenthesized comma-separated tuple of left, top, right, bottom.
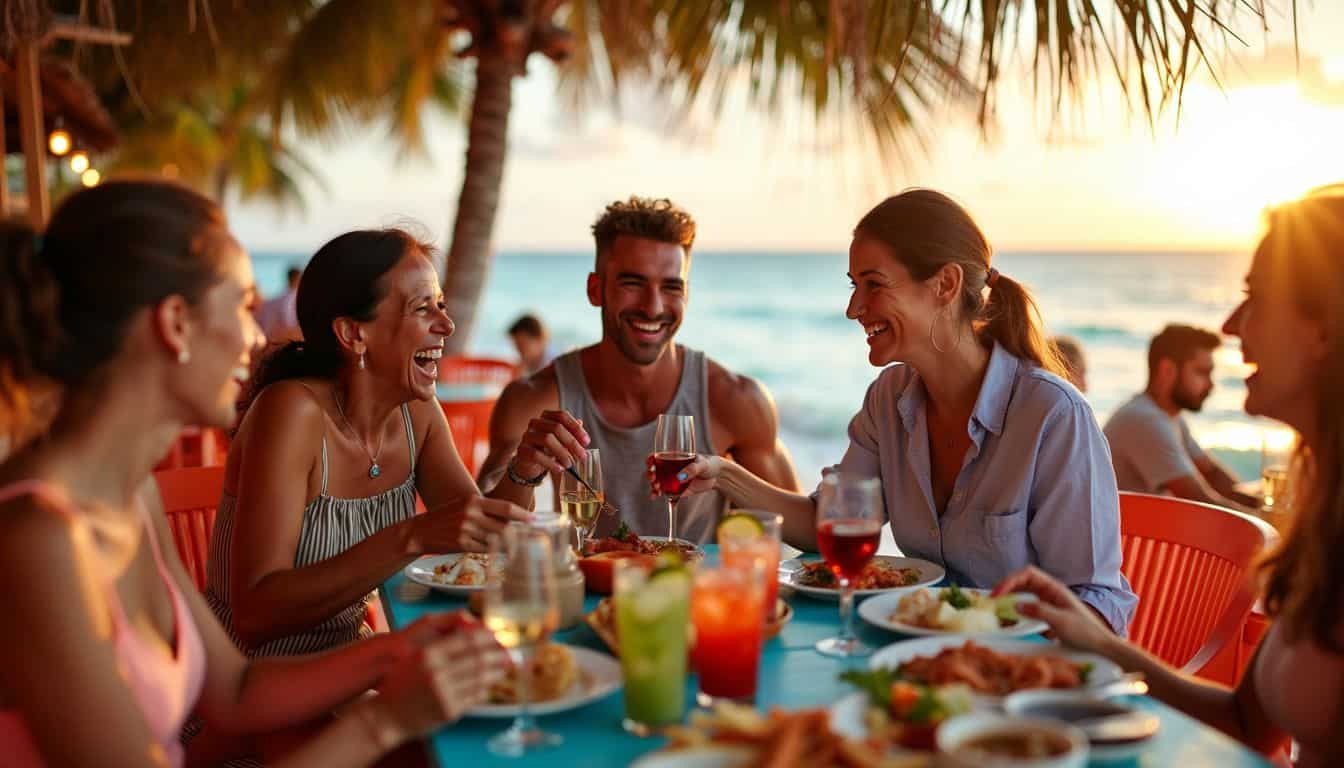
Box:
(206, 229, 530, 657)
(995, 187, 1344, 765)
(661, 189, 1137, 634)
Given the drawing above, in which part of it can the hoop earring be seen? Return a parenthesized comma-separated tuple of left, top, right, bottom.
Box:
(358, 352, 366, 370)
(929, 306, 950, 354)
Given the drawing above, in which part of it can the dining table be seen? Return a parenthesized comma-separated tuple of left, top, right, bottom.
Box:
(380, 546, 1274, 768)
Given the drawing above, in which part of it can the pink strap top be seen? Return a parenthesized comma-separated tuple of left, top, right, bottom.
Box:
(0, 480, 207, 767)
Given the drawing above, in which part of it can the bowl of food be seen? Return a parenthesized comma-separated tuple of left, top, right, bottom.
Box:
(1003, 689, 1159, 762)
(578, 550, 658, 594)
(937, 713, 1087, 768)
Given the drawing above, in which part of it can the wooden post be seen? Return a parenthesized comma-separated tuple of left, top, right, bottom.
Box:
(0, 92, 8, 218)
(15, 42, 48, 229)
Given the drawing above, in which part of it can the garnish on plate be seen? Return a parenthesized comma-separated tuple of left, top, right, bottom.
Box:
(839, 669, 971, 751)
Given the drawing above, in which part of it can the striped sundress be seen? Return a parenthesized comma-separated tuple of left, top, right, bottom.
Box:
(204, 402, 418, 657)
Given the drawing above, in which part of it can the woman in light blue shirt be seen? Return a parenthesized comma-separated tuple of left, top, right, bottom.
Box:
(663, 189, 1137, 634)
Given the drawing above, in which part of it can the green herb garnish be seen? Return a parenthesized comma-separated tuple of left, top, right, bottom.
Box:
(1079, 662, 1094, 683)
(942, 584, 972, 610)
(839, 667, 900, 709)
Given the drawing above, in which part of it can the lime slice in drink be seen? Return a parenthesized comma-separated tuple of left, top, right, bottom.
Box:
(634, 566, 690, 622)
(716, 513, 765, 543)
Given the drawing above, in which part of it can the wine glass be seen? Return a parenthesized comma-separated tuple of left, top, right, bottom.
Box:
(814, 473, 882, 658)
(483, 524, 562, 756)
(559, 449, 604, 554)
(653, 414, 696, 541)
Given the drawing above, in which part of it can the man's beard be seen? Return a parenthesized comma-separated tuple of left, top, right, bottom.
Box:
(1173, 386, 1208, 412)
(603, 307, 674, 366)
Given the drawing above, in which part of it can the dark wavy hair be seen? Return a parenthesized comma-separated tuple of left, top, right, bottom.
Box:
(854, 189, 1066, 376)
(241, 228, 434, 416)
(0, 181, 231, 436)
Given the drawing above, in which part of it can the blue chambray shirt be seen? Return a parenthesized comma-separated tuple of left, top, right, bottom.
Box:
(821, 342, 1138, 635)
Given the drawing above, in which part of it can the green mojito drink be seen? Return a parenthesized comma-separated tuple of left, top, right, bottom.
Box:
(613, 557, 690, 735)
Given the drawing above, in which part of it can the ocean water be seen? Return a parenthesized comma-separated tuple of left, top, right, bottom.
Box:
(252, 249, 1283, 486)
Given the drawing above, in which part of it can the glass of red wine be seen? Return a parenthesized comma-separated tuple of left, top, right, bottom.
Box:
(653, 414, 696, 541)
(814, 472, 882, 657)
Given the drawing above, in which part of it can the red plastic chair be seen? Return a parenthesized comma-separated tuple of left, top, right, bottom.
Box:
(439, 398, 497, 479)
(1118, 492, 1277, 682)
(437, 356, 518, 388)
(154, 427, 230, 470)
(154, 465, 226, 592)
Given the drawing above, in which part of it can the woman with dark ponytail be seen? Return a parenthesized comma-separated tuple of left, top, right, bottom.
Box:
(0, 182, 507, 767)
(663, 189, 1137, 636)
(205, 228, 530, 659)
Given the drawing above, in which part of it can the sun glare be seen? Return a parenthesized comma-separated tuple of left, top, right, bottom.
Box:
(1141, 84, 1343, 245)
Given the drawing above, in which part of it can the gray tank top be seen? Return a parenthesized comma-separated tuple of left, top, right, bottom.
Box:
(555, 347, 727, 544)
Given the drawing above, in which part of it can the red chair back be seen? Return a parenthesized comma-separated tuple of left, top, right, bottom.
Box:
(154, 465, 226, 592)
(154, 427, 230, 470)
(1119, 492, 1275, 678)
(437, 357, 518, 388)
(439, 399, 497, 478)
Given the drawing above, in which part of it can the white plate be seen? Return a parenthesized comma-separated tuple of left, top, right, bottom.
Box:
(642, 536, 705, 560)
(868, 636, 1123, 705)
(403, 554, 488, 595)
(778, 556, 944, 601)
(466, 646, 622, 718)
(629, 746, 756, 768)
(857, 588, 1049, 637)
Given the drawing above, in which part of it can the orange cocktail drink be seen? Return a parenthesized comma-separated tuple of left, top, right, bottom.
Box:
(717, 511, 783, 624)
(690, 566, 765, 705)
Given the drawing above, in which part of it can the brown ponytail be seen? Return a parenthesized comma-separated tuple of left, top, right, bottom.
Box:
(854, 189, 1066, 377)
(0, 220, 61, 437)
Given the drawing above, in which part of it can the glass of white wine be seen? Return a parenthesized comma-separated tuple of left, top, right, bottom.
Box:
(1260, 432, 1294, 520)
(483, 524, 562, 756)
(559, 448, 604, 554)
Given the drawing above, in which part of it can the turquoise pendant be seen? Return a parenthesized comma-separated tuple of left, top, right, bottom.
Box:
(369, 463, 381, 479)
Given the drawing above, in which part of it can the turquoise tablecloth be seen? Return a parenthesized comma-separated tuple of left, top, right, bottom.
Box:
(380, 551, 1271, 768)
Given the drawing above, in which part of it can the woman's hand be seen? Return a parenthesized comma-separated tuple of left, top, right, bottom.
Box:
(354, 622, 510, 750)
(511, 409, 590, 478)
(992, 566, 1117, 655)
(387, 612, 479, 660)
(646, 454, 724, 499)
(406, 498, 531, 554)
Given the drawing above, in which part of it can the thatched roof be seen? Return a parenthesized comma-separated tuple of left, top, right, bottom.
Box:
(1, 56, 118, 155)
(1, 0, 52, 57)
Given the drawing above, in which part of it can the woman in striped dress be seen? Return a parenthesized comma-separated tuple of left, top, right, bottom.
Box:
(206, 229, 531, 657)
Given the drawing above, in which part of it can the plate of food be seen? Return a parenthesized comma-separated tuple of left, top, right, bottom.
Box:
(867, 638, 1122, 705)
(778, 556, 943, 600)
(633, 701, 926, 767)
(858, 586, 1048, 637)
(467, 643, 622, 718)
(830, 668, 973, 753)
(583, 522, 703, 561)
(403, 553, 490, 595)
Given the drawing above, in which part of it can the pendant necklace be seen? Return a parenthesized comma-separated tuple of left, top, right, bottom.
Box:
(334, 389, 386, 479)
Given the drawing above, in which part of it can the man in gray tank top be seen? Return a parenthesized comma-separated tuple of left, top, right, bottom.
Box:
(479, 196, 800, 544)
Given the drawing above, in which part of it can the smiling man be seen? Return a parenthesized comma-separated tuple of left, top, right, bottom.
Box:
(479, 196, 800, 543)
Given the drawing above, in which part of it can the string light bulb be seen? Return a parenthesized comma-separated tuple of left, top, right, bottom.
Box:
(48, 129, 71, 156)
(80, 168, 101, 187)
(69, 152, 89, 173)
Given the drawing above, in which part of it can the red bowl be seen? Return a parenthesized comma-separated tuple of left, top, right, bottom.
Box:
(578, 551, 656, 594)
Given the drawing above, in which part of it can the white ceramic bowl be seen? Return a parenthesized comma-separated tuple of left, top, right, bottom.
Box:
(936, 713, 1088, 768)
(1003, 689, 1156, 763)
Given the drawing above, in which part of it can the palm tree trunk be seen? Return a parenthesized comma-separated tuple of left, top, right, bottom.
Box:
(442, 53, 514, 355)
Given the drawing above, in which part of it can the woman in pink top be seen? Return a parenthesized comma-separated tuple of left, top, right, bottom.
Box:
(995, 185, 1344, 766)
(0, 181, 509, 767)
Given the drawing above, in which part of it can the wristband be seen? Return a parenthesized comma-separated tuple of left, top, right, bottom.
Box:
(507, 459, 546, 487)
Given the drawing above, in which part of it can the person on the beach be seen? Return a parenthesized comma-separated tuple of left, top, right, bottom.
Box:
(1050, 334, 1088, 393)
(1104, 323, 1259, 512)
(478, 196, 801, 544)
(0, 182, 508, 767)
(995, 186, 1344, 766)
(656, 189, 1137, 634)
(205, 228, 530, 660)
(508, 313, 554, 376)
(256, 265, 303, 342)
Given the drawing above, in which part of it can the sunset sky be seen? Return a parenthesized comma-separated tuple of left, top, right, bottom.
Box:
(229, 2, 1344, 254)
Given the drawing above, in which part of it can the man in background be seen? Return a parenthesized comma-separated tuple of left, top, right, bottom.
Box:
(1051, 335, 1088, 393)
(256, 265, 301, 342)
(1104, 324, 1259, 512)
(508, 313, 553, 376)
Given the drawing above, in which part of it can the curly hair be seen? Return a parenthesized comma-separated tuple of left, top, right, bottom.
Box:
(590, 196, 696, 268)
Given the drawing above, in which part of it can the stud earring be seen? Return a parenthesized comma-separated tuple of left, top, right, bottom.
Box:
(178, 349, 190, 364)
